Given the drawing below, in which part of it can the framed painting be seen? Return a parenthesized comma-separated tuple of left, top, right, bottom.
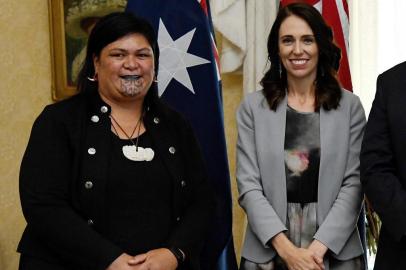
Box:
(48, 0, 127, 100)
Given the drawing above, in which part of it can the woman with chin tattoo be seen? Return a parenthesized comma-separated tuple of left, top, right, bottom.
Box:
(18, 12, 214, 270)
(236, 3, 365, 270)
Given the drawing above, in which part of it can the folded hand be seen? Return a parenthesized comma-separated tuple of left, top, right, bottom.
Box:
(127, 248, 178, 270)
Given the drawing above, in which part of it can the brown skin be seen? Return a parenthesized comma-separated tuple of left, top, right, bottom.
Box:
(128, 249, 178, 270)
(93, 32, 155, 131)
(107, 253, 140, 270)
(97, 34, 178, 270)
(106, 249, 178, 270)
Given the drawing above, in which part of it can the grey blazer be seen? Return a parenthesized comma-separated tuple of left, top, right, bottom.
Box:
(236, 90, 365, 263)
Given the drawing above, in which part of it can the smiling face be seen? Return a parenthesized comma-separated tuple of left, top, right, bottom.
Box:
(278, 15, 319, 82)
(93, 33, 155, 102)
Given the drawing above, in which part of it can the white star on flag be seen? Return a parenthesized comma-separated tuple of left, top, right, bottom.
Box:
(157, 19, 211, 97)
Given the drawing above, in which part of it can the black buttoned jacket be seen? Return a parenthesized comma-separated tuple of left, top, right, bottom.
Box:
(18, 89, 215, 270)
(361, 62, 406, 270)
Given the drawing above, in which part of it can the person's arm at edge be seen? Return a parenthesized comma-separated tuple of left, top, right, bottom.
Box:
(361, 74, 406, 241)
(19, 106, 122, 269)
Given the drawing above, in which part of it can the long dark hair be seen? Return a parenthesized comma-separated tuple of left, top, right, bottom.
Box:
(261, 3, 342, 111)
(77, 12, 160, 106)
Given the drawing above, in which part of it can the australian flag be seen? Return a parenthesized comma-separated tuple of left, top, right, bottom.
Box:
(126, 1, 237, 269)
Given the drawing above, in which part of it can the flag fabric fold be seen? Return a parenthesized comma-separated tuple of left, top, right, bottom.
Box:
(211, 0, 279, 94)
(125, 1, 237, 269)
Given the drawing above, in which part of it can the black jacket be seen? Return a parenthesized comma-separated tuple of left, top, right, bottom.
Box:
(18, 90, 215, 270)
(361, 61, 406, 270)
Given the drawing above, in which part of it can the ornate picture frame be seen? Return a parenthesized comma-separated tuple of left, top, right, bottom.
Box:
(48, 0, 127, 100)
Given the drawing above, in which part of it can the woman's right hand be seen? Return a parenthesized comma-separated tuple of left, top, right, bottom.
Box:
(271, 233, 324, 270)
(282, 247, 324, 270)
(106, 253, 144, 270)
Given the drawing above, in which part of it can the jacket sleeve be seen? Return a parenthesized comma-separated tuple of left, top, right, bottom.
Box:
(165, 118, 216, 268)
(236, 97, 287, 246)
(19, 107, 122, 270)
(314, 95, 365, 255)
(361, 75, 406, 241)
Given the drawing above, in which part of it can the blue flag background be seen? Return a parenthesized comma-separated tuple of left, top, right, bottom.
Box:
(126, 1, 237, 269)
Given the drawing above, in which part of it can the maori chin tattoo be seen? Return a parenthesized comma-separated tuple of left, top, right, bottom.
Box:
(120, 75, 143, 96)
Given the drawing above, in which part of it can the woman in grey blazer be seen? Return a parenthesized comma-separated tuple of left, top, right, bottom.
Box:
(236, 3, 365, 270)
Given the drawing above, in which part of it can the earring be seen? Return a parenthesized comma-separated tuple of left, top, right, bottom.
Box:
(87, 73, 98, 82)
(279, 61, 282, 79)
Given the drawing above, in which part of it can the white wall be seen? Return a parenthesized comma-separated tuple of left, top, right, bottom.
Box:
(349, 0, 406, 116)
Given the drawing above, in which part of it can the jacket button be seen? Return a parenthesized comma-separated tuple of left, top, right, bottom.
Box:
(176, 217, 181, 222)
(153, 117, 160, 124)
(88, 148, 96, 155)
(169, 146, 176, 154)
(100, 106, 108, 113)
(87, 219, 94, 225)
(181, 180, 186, 187)
(84, 181, 93, 189)
(91, 115, 99, 123)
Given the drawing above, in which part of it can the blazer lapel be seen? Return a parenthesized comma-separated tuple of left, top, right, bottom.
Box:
(318, 107, 337, 224)
(260, 95, 288, 224)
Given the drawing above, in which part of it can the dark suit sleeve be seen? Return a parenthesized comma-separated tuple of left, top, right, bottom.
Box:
(165, 118, 215, 267)
(360, 75, 406, 241)
(19, 107, 122, 269)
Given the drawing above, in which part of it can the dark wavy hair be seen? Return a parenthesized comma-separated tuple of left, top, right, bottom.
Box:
(77, 12, 160, 106)
(261, 3, 342, 111)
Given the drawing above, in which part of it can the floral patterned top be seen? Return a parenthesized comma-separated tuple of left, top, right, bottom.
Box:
(284, 105, 320, 205)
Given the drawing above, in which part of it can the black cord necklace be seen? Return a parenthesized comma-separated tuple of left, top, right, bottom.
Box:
(109, 111, 154, 161)
(110, 113, 142, 150)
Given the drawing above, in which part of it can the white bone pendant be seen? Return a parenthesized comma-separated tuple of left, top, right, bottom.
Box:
(122, 145, 154, 161)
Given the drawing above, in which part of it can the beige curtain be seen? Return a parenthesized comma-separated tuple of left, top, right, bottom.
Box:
(349, 0, 406, 116)
(212, 0, 279, 94)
